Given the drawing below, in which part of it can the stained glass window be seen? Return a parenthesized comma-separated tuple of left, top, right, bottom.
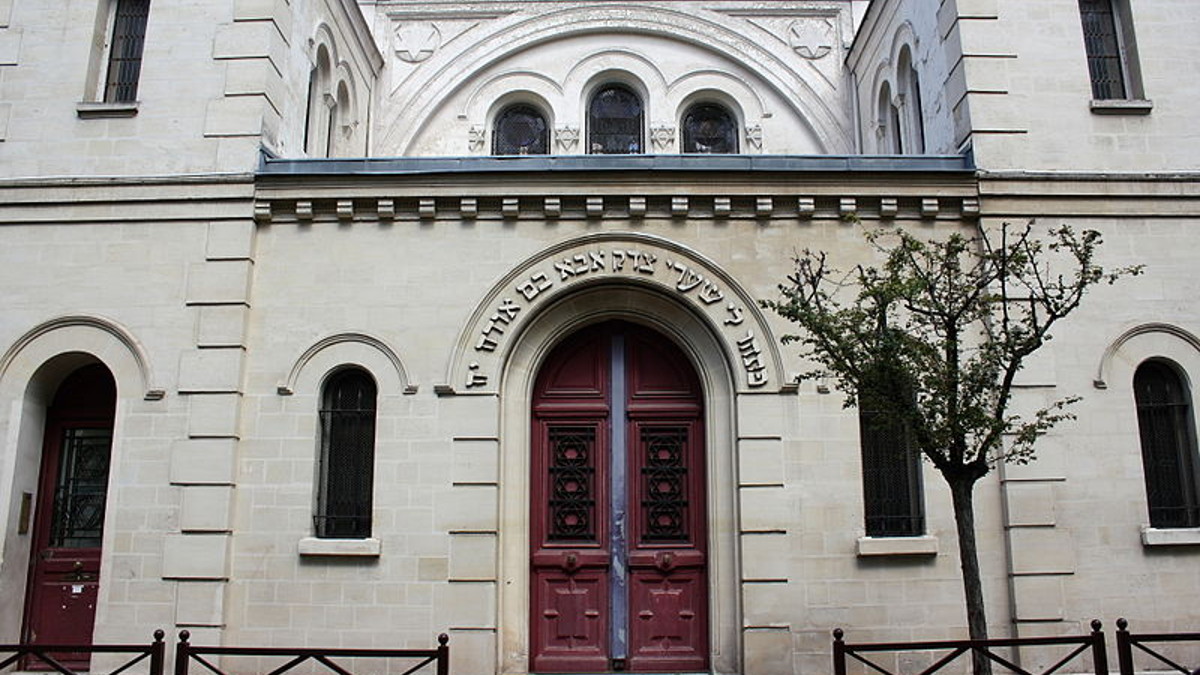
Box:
(493, 104, 549, 155)
(588, 85, 643, 154)
(682, 103, 738, 154)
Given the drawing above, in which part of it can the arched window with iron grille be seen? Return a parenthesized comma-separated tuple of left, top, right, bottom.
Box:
(315, 368, 377, 538)
(1134, 360, 1200, 528)
(493, 104, 549, 155)
(588, 84, 643, 154)
(859, 373, 924, 537)
(681, 102, 738, 154)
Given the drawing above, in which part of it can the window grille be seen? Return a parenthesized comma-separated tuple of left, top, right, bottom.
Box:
(104, 0, 150, 103)
(493, 104, 549, 155)
(588, 85, 643, 154)
(859, 390, 924, 537)
(1078, 0, 1127, 99)
(682, 103, 738, 154)
(1134, 361, 1200, 529)
(315, 369, 377, 538)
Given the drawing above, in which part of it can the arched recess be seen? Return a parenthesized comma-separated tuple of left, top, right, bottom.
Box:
(378, 4, 849, 155)
(279, 332, 413, 397)
(1094, 323, 1200, 390)
(496, 282, 741, 675)
(0, 316, 153, 643)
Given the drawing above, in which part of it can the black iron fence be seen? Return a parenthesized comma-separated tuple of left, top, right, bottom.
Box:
(833, 621, 1111, 675)
(1116, 618, 1200, 675)
(174, 632, 449, 675)
(0, 630, 165, 675)
(0, 633, 447, 675)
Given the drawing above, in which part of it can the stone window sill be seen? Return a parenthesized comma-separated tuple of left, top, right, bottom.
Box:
(298, 537, 382, 557)
(76, 101, 139, 118)
(1090, 99, 1153, 115)
(1140, 527, 1200, 547)
(856, 534, 938, 557)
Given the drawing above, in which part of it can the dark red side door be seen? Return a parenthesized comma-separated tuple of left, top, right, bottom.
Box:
(23, 364, 116, 669)
(531, 322, 708, 673)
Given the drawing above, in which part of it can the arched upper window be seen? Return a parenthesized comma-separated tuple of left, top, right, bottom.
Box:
(493, 104, 549, 155)
(588, 84, 643, 154)
(305, 45, 333, 157)
(859, 371, 924, 537)
(315, 368, 377, 538)
(897, 46, 926, 154)
(682, 102, 739, 154)
(876, 81, 901, 154)
(1134, 361, 1200, 528)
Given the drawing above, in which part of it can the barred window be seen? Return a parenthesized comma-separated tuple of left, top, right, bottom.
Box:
(493, 104, 549, 155)
(859, 385, 924, 537)
(588, 84, 643, 154)
(1134, 361, 1200, 529)
(316, 368, 377, 539)
(1078, 0, 1141, 100)
(104, 0, 150, 103)
(682, 102, 738, 154)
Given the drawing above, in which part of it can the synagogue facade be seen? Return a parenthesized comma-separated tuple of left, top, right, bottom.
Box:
(1, 1, 1198, 674)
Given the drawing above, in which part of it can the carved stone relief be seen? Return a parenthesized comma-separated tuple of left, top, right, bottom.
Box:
(650, 124, 676, 151)
(394, 22, 441, 63)
(787, 18, 835, 60)
(555, 125, 579, 152)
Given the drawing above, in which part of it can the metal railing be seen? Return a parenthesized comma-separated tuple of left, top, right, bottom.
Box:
(174, 631, 449, 675)
(833, 621, 1110, 675)
(0, 630, 166, 675)
(1115, 618, 1200, 675)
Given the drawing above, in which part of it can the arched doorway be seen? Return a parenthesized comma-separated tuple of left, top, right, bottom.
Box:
(21, 363, 116, 667)
(529, 321, 708, 673)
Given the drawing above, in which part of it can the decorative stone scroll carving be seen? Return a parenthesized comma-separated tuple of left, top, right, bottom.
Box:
(444, 233, 786, 394)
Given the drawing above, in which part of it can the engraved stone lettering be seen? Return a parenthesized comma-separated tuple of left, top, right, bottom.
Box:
(698, 281, 724, 305)
(516, 272, 552, 301)
(724, 304, 745, 326)
(612, 250, 628, 271)
(737, 331, 769, 387)
(632, 251, 657, 274)
(588, 251, 605, 271)
(496, 298, 521, 322)
(466, 362, 488, 388)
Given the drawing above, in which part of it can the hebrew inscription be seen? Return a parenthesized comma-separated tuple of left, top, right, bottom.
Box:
(464, 244, 771, 391)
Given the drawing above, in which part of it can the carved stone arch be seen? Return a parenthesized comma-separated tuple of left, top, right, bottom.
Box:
(569, 51, 664, 109)
(309, 22, 340, 69)
(887, 20, 920, 73)
(0, 316, 156, 632)
(1095, 323, 1200, 390)
(494, 281, 742, 675)
(442, 232, 788, 396)
(462, 70, 563, 126)
(378, 4, 849, 155)
(280, 332, 413, 398)
(0, 315, 157, 399)
(668, 70, 765, 125)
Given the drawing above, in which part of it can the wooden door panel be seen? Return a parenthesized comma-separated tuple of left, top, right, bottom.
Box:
(532, 569, 611, 672)
(627, 567, 708, 671)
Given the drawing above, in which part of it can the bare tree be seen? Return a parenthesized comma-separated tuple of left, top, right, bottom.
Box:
(763, 222, 1141, 674)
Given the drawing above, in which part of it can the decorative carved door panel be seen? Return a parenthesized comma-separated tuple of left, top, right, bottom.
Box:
(23, 365, 116, 670)
(531, 322, 708, 673)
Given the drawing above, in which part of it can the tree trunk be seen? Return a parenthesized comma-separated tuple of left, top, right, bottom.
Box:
(949, 475, 992, 675)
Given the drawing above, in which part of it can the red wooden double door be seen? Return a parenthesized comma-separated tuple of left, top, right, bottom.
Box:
(531, 322, 709, 673)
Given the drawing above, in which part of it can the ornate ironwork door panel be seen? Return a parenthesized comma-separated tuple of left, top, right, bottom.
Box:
(23, 365, 116, 669)
(531, 323, 707, 673)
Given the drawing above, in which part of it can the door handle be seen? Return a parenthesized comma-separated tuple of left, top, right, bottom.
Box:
(64, 561, 95, 582)
(562, 552, 579, 573)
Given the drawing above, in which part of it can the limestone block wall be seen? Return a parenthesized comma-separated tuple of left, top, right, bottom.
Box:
(0, 178, 254, 647)
(980, 178, 1200, 664)
(240, 166, 1006, 675)
(953, 0, 1200, 172)
(0, 0, 295, 177)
